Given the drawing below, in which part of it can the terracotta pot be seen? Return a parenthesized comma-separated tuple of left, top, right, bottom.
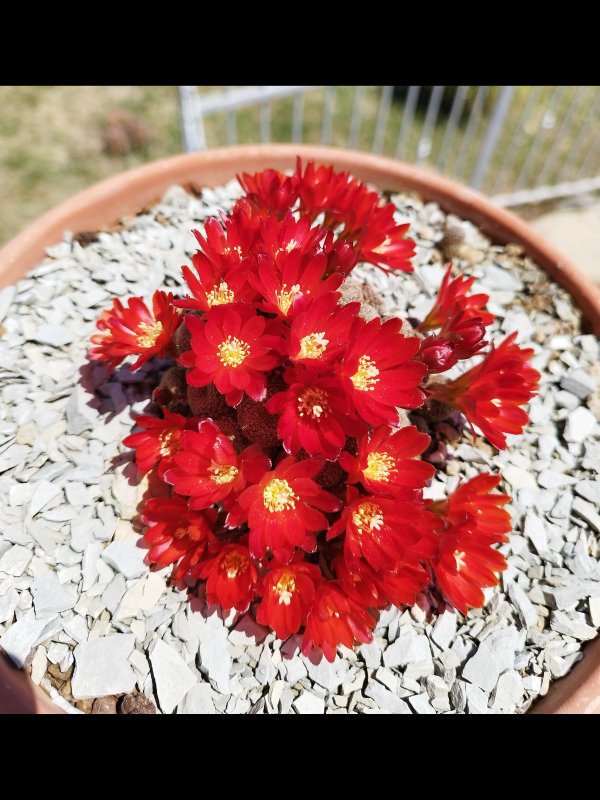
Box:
(1, 144, 599, 715)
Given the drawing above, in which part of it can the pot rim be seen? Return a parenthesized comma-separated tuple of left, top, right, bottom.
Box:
(1, 143, 599, 714)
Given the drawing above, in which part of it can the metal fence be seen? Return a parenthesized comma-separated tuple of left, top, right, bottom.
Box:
(179, 85, 600, 207)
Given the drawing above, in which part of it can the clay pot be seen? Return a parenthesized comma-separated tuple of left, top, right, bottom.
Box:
(1, 144, 599, 714)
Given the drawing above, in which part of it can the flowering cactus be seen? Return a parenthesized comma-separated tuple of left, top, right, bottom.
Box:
(88, 159, 540, 662)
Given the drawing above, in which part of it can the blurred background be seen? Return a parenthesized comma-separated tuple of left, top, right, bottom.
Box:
(2, 86, 599, 281)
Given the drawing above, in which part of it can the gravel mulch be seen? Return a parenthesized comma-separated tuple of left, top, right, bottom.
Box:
(1, 179, 599, 714)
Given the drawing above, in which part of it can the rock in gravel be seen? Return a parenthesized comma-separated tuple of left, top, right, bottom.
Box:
(149, 639, 197, 714)
(383, 633, 430, 667)
(560, 368, 597, 399)
(71, 634, 136, 698)
(490, 670, 524, 711)
(0, 544, 32, 577)
(507, 581, 538, 629)
(563, 407, 597, 443)
(0, 587, 19, 624)
(92, 695, 119, 714)
(293, 690, 325, 715)
(31, 571, 77, 617)
(179, 683, 216, 715)
(0, 610, 60, 668)
(365, 681, 412, 714)
(199, 620, 232, 694)
(34, 323, 75, 347)
(572, 498, 600, 534)
(119, 693, 157, 714)
(409, 693, 435, 714)
(101, 538, 147, 579)
(431, 609, 457, 649)
(462, 643, 500, 693)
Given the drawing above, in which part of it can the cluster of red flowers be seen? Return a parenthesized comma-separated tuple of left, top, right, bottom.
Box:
(89, 159, 540, 662)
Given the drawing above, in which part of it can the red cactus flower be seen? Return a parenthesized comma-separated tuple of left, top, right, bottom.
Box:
(165, 419, 270, 509)
(327, 489, 435, 572)
(122, 409, 201, 478)
(335, 553, 430, 610)
(339, 424, 435, 495)
(429, 474, 511, 613)
(187, 217, 257, 278)
(419, 263, 494, 332)
(238, 167, 299, 215)
(236, 456, 341, 563)
(142, 497, 216, 582)
(430, 473, 511, 543)
(195, 542, 259, 612)
(419, 308, 488, 373)
(89, 290, 181, 370)
(257, 211, 327, 265)
(249, 250, 343, 320)
(176, 260, 256, 313)
(266, 371, 364, 459)
(181, 304, 284, 406)
(428, 332, 541, 449)
(301, 581, 376, 662)
(296, 159, 415, 274)
(340, 316, 427, 426)
(287, 292, 360, 368)
(256, 560, 322, 639)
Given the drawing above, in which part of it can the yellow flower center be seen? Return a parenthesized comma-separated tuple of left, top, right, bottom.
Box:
(217, 336, 250, 367)
(137, 320, 164, 349)
(276, 283, 302, 315)
(158, 429, 178, 457)
(173, 527, 188, 539)
(298, 331, 329, 360)
(454, 549, 467, 571)
(208, 462, 239, 485)
(297, 387, 329, 419)
(263, 478, 298, 513)
(273, 572, 296, 606)
(352, 501, 384, 538)
(206, 281, 235, 307)
(364, 451, 396, 483)
(220, 551, 249, 579)
(350, 354, 380, 391)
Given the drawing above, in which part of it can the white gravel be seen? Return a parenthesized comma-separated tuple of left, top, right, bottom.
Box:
(1, 178, 599, 714)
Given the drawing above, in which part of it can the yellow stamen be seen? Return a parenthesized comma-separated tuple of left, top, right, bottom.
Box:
(298, 331, 329, 360)
(364, 451, 396, 483)
(352, 501, 384, 539)
(454, 550, 467, 571)
(220, 551, 249, 579)
(297, 387, 329, 420)
(208, 462, 239, 485)
(276, 283, 302, 315)
(158, 429, 178, 457)
(373, 236, 392, 254)
(222, 245, 243, 258)
(206, 281, 235, 307)
(350, 354, 380, 391)
(217, 336, 250, 367)
(273, 572, 296, 606)
(137, 320, 164, 349)
(263, 478, 298, 513)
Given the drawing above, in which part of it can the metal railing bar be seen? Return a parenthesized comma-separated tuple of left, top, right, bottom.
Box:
(556, 88, 600, 182)
(395, 85, 420, 160)
(372, 85, 393, 154)
(292, 92, 305, 143)
(436, 85, 468, 172)
(320, 86, 336, 145)
(179, 86, 206, 152)
(537, 88, 584, 186)
(453, 85, 488, 181)
(348, 85, 366, 148)
(470, 85, 516, 189)
(490, 85, 542, 195)
(515, 85, 565, 189)
(194, 85, 321, 115)
(493, 174, 600, 207)
(417, 85, 444, 163)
